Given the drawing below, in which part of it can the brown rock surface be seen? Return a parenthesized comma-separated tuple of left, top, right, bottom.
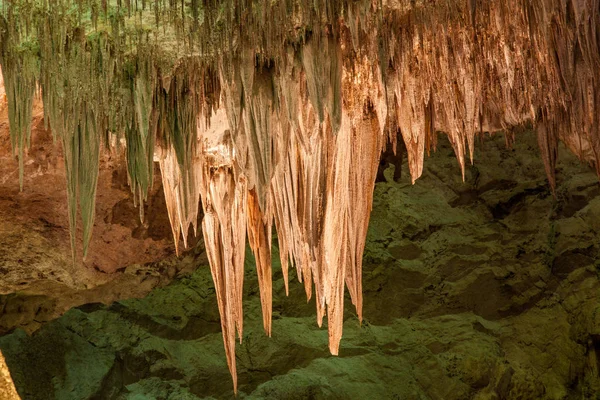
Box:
(0, 97, 203, 336)
(0, 351, 20, 400)
(0, 100, 176, 277)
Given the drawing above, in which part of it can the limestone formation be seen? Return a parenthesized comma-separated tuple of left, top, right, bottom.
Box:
(1, 0, 599, 391)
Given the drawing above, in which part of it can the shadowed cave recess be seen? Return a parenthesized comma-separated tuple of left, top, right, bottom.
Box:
(0, 0, 599, 399)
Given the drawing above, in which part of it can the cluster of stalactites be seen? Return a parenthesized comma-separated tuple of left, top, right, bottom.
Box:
(377, 0, 600, 190)
(151, 34, 388, 392)
(109, 1, 600, 391)
(1, 0, 600, 393)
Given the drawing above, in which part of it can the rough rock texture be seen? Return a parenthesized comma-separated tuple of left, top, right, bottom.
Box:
(0, 102, 177, 277)
(0, 131, 599, 399)
(0, 101, 203, 336)
(0, 351, 19, 399)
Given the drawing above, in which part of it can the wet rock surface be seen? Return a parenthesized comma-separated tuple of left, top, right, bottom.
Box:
(1, 131, 599, 399)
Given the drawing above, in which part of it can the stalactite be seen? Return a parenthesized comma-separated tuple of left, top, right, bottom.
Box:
(0, 65, 4, 112)
(126, 54, 157, 221)
(68, 106, 102, 257)
(198, 110, 247, 393)
(246, 188, 273, 337)
(155, 59, 220, 252)
(301, 34, 343, 136)
(240, 54, 278, 213)
(0, 12, 38, 190)
(35, 10, 110, 258)
(340, 51, 387, 325)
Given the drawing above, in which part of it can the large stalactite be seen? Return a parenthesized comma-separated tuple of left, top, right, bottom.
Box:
(1, 0, 599, 392)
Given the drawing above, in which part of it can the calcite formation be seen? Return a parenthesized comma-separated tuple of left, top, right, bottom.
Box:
(1, 0, 599, 391)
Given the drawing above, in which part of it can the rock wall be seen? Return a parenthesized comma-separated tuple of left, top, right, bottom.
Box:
(0, 96, 200, 336)
(0, 130, 598, 399)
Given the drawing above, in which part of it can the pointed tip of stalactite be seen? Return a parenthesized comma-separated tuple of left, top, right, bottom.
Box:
(303, 277, 312, 302)
(281, 261, 289, 296)
(357, 308, 363, 325)
(137, 190, 145, 224)
(172, 230, 181, 256)
(262, 315, 272, 337)
(68, 229, 77, 265)
(407, 156, 424, 185)
(469, 146, 475, 167)
(549, 179, 557, 199)
(82, 239, 91, 261)
(232, 373, 238, 396)
(329, 340, 340, 356)
(317, 305, 326, 328)
(246, 189, 273, 339)
(545, 165, 558, 199)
